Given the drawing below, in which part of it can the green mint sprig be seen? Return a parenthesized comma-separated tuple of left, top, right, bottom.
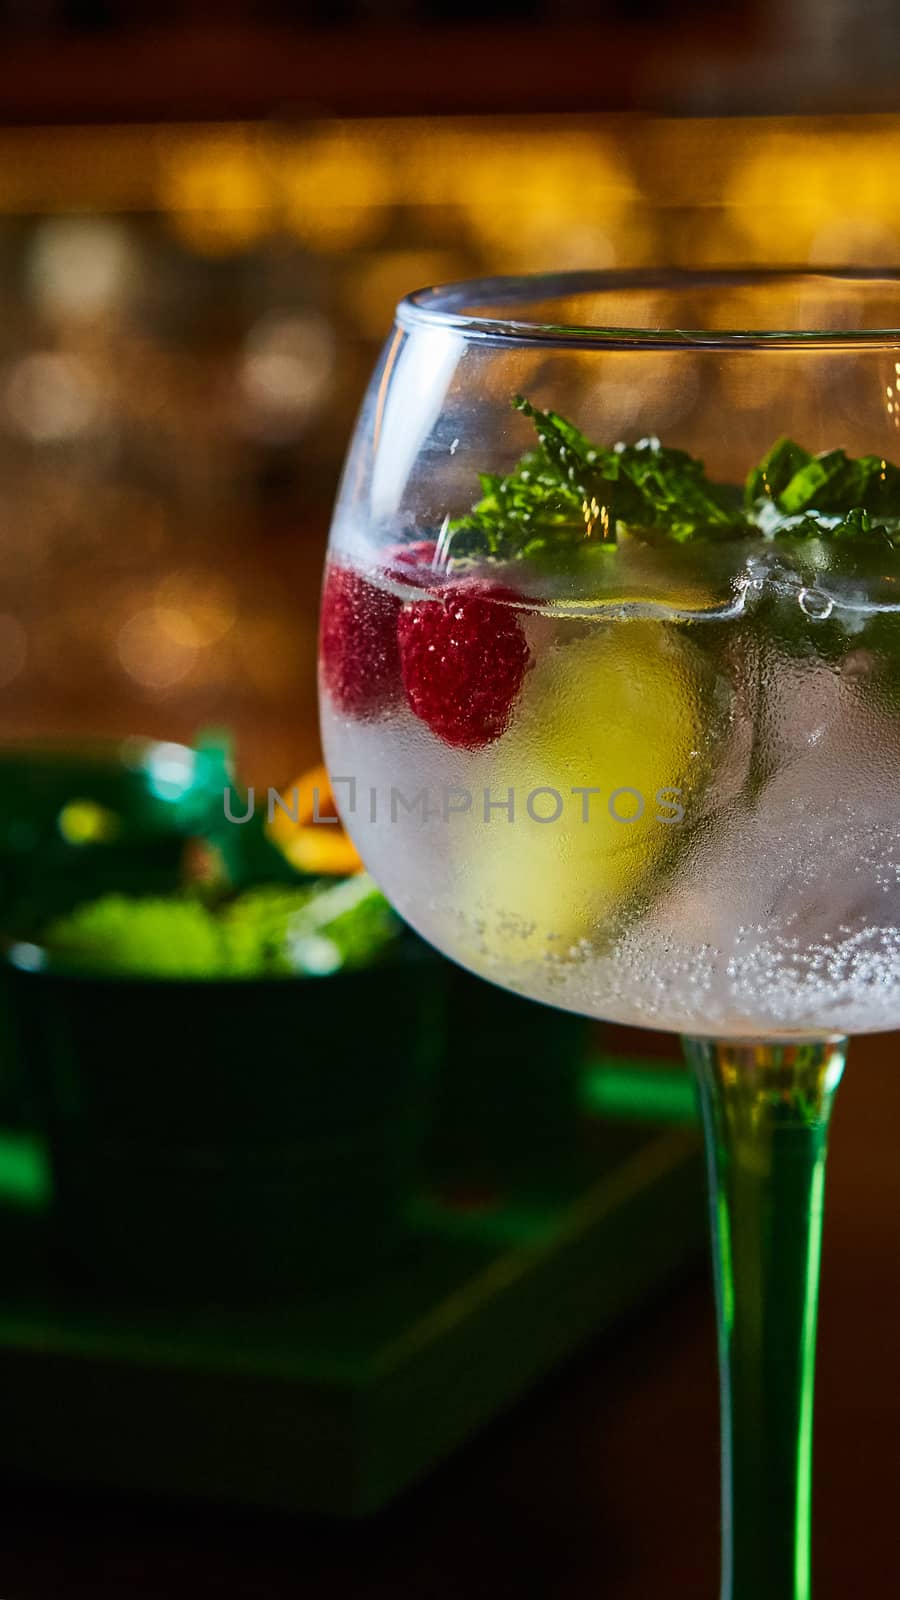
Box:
(449, 397, 742, 554)
(518, 396, 745, 541)
(446, 399, 900, 557)
(745, 436, 900, 546)
(746, 436, 900, 519)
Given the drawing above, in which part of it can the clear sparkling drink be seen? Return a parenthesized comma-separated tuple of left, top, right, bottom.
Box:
(320, 542, 900, 1040)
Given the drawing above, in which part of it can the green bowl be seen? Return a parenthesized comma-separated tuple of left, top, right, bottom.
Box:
(0, 734, 298, 1127)
(0, 736, 232, 898)
(0, 737, 221, 1126)
(6, 938, 444, 1298)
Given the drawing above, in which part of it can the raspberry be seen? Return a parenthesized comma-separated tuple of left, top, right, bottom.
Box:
(319, 564, 402, 717)
(397, 584, 532, 749)
(319, 543, 440, 718)
(388, 539, 439, 583)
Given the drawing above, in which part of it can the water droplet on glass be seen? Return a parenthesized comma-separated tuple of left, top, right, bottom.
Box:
(798, 587, 833, 620)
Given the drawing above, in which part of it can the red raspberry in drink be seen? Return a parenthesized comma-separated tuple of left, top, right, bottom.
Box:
(397, 583, 531, 749)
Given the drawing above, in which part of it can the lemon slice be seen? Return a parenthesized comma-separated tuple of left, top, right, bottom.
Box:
(454, 618, 713, 967)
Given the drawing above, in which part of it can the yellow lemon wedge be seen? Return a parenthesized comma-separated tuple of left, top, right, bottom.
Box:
(455, 617, 714, 967)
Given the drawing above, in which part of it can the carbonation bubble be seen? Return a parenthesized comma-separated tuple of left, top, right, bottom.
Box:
(798, 587, 834, 620)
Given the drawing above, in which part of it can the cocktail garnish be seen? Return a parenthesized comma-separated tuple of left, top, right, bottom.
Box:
(446, 398, 900, 556)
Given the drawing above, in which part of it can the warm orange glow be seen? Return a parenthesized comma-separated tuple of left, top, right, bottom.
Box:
(0, 115, 898, 276)
(266, 764, 363, 876)
(155, 572, 237, 647)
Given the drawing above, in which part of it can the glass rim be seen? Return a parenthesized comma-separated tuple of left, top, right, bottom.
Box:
(396, 267, 900, 351)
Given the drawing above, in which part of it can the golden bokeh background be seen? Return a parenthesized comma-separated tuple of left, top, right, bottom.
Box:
(1, 113, 898, 783)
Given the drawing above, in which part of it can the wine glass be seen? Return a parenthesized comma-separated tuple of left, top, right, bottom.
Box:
(318, 269, 900, 1597)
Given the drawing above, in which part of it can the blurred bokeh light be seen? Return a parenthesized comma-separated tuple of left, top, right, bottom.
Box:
(1, 112, 899, 783)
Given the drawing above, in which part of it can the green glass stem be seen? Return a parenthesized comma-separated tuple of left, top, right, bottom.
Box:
(684, 1035, 847, 1600)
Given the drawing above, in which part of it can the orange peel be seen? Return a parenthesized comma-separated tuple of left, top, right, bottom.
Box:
(265, 763, 362, 876)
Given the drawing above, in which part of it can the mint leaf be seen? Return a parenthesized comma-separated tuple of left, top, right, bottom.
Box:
(607, 438, 741, 540)
(450, 450, 581, 558)
(448, 397, 900, 561)
(748, 440, 900, 535)
(514, 397, 742, 539)
(449, 397, 744, 555)
(828, 505, 897, 543)
(448, 408, 587, 560)
(744, 438, 812, 507)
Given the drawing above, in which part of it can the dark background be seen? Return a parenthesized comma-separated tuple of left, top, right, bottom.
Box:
(2, 1032, 899, 1598)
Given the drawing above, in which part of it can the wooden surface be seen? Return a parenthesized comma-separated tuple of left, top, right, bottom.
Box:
(1, 1026, 898, 1598)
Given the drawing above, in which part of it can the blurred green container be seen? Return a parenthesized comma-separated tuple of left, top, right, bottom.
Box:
(0, 736, 234, 919)
(6, 939, 443, 1297)
(0, 735, 236, 1127)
